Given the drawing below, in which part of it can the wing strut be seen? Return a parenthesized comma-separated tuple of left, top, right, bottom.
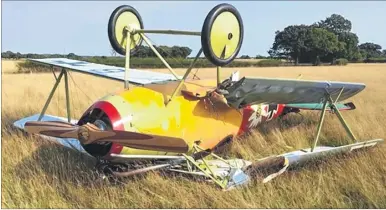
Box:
(38, 67, 72, 123)
(311, 87, 357, 152)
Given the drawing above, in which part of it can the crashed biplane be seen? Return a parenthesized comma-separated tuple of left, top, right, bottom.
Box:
(14, 3, 383, 190)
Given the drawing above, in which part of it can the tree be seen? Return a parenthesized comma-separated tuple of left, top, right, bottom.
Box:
(171, 46, 182, 57)
(16, 52, 22, 59)
(179, 47, 192, 58)
(317, 14, 352, 34)
(338, 32, 360, 60)
(304, 28, 339, 65)
(255, 54, 267, 59)
(239, 55, 250, 59)
(358, 42, 382, 51)
(383, 49, 386, 57)
(2, 51, 10, 59)
(358, 42, 382, 58)
(2, 51, 16, 59)
(320, 32, 360, 62)
(67, 53, 77, 59)
(269, 25, 310, 64)
(132, 46, 150, 58)
(315, 14, 360, 61)
(156, 45, 171, 58)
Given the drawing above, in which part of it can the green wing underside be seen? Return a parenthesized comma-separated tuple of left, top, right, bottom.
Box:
(285, 102, 356, 111)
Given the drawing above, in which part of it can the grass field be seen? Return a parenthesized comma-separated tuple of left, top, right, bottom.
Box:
(1, 59, 25, 73)
(2, 60, 386, 208)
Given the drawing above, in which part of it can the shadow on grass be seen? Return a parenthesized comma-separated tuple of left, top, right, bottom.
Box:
(12, 142, 157, 207)
(257, 112, 317, 134)
(14, 143, 97, 185)
(211, 112, 317, 159)
(253, 111, 357, 148)
(1, 112, 29, 135)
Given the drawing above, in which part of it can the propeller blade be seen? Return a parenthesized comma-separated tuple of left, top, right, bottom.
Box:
(81, 123, 189, 153)
(25, 121, 79, 138)
(24, 121, 189, 154)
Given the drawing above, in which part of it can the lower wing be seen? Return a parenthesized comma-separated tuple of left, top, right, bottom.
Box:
(222, 77, 365, 109)
(285, 102, 356, 111)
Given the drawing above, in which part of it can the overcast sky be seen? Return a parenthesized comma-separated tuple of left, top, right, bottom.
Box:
(2, 1, 386, 56)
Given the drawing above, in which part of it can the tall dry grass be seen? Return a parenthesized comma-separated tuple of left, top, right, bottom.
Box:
(1, 59, 25, 74)
(2, 61, 386, 208)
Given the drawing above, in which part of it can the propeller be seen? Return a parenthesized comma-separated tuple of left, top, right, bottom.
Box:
(24, 121, 189, 153)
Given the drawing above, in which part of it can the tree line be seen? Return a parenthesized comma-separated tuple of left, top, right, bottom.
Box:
(1, 45, 193, 59)
(268, 14, 386, 65)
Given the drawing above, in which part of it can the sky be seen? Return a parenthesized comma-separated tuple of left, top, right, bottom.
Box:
(2, 1, 386, 57)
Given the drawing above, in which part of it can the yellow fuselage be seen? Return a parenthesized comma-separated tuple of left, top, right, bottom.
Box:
(91, 79, 243, 157)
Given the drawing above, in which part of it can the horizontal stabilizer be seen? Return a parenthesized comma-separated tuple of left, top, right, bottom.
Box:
(223, 77, 365, 108)
(29, 58, 181, 85)
(285, 102, 356, 111)
(13, 114, 86, 153)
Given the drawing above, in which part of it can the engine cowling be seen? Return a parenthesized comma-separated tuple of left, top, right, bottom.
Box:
(77, 100, 126, 158)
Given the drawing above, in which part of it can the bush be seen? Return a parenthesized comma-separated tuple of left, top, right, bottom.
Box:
(333, 58, 348, 66)
(16, 61, 52, 73)
(255, 55, 267, 59)
(239, 55, 251, 59)
(364, 57, 386, 63)
(256, 59, 284, 67)
(349, 59, 364, 63)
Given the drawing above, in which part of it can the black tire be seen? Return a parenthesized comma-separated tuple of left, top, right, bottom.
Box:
(201, 3, 244, 66)
(108, 5, 144, 56)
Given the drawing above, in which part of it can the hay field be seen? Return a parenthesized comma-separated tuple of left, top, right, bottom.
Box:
(2, 61, 386, 208)
(1, 59, 24, 73)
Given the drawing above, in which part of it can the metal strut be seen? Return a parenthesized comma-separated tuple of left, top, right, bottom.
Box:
(182, 145, 228, 189)
(123, 26, 217, 105)
(167, 48, 203, 105)
(38, 68, 72, 123)
(124, 31, 132, 89)
(310, 89, 358, 152)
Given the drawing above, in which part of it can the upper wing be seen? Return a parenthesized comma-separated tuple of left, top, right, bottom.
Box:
(223, 77, 365, 108)
(29, 58, 181, 85)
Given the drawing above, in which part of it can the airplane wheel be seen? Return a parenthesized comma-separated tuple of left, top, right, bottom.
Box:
(108, 5, 144, 56)
(201, 3, 244, 66)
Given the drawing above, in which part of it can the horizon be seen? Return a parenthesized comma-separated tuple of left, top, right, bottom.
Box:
(2, 1, 386, 57)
